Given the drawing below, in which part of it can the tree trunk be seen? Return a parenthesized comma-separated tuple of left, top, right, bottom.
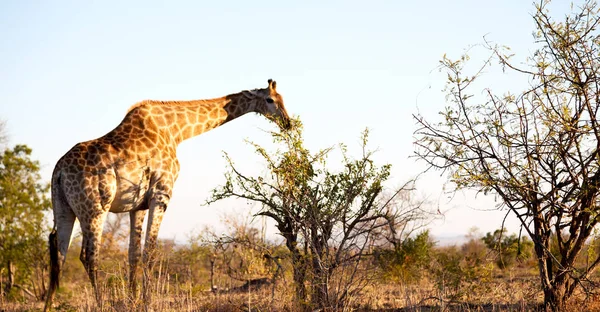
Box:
(311, 262, 328, 310)
(532, 218, 570, 312)
(291, 251, 308, 304)
(310, 237, 329, 310)
(4, 261, 14, 295)
(543, 282, 567, 312)
(283, 233, 308, 307)
(210, 256, 216, 292)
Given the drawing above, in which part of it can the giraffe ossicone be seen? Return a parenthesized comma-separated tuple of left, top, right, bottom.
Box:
(43, 79, 291, 311)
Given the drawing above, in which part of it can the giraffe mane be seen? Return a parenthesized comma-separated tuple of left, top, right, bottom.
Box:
(126, 96, 229, 113)
(126, 99, 153, 113)
(125, 88, 266, 113)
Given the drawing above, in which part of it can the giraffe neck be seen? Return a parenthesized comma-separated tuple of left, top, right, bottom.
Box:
(142, 92, 255, 145)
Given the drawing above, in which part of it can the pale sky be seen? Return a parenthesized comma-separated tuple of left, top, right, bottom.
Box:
(0, 1, 580, 243)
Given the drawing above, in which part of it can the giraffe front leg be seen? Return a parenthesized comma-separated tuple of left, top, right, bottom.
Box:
(142, 192, 170, 304)
(129, 209, 147, 297)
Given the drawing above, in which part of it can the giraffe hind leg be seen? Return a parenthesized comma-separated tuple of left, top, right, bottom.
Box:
(142, 195, 170, 304)
(79, 209, 109, 306)
(44, 196, 76, 312)
(129, 209, 147, 297)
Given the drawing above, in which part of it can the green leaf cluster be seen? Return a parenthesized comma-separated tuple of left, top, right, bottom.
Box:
(0, 144, 50, 299)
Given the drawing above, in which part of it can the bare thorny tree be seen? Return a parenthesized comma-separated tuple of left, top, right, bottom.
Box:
(102, 214, 128, 251)
(414, 1, 600, 311)
(201, 214, 283, 292)
(208, 119, 431, 311)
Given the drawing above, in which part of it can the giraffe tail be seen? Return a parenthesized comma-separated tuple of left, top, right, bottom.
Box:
(44, 229, 59, 312)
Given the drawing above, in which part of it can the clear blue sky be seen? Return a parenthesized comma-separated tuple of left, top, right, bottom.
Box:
(0, 1, 580, 243)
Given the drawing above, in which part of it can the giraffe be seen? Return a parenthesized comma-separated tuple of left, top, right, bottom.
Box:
(43, 79, 291, 311)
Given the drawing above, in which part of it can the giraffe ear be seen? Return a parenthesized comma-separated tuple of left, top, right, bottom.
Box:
(268, 79, 276, 91)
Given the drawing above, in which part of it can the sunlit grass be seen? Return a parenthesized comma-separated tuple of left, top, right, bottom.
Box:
(4, 233, 600, 311)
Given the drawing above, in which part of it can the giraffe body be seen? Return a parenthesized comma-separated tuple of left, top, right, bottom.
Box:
(44, 80, 290, 311)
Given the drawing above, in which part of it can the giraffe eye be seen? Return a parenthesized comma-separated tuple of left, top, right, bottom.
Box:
(266, 98, 274, 104)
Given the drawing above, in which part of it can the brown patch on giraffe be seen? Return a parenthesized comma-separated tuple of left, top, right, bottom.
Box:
(179, 126, 191, 140)
(193, 124, 204, 135)
(122, 123, 133, 134)
(209, 108, 220, 119)
(177, 112, 187, 124)
(140, 137, 153, 148)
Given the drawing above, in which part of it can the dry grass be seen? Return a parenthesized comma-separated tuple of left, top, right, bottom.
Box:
(4, 239, 600, 311)
(353, 273, 541, 312)
(4, 264, 600, 312)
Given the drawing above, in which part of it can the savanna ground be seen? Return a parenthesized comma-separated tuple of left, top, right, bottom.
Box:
(3, 223, 600, 312)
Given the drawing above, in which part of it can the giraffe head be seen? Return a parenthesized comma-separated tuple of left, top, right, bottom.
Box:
(244, 79, 291, 130)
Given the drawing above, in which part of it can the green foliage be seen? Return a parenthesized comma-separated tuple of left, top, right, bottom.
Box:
(429, 245, 494, 302)
(430, 246, 464, 294)
(481, 229, 533, 269)
(0, 144, 50, 299)
(377, 230, 434, 283)
(461, 238, 488, 268)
